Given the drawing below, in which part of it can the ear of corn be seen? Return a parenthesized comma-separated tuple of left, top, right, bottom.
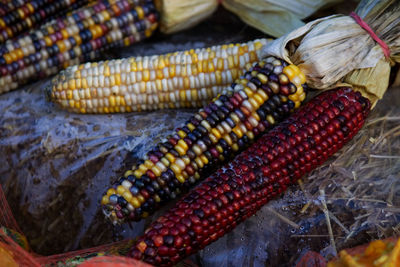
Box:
(128, 87, 371, 266)
(48, 38, 269, 113)
(0, 0, 158, 94)
(0, 0, 95, 43)
(101, 56, 307, 224)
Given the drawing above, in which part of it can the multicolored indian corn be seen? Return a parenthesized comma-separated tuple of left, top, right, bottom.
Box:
(48, 39, 269, 113)
(0, 0, 158, 94)
(0, 0, 94, 43)
(101, 56, 307, 224)
(128, 87, 371, 266)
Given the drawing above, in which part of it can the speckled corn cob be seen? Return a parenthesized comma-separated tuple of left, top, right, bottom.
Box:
(0, 0, 158, 94)
(128, 88, 371, 266)
(101, 56, 307, 224)
(0, 0, 94, 43)
(48, 39, 269, 113)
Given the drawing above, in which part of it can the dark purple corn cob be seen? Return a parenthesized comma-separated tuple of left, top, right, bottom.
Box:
(128, 87, 371, 266)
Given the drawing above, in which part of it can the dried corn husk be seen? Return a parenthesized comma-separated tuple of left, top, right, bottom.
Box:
(156, 0, 343, 36)
(262, 0, 400, 107)
(154, 0, 218, 34)
(221, 0, 343, 38)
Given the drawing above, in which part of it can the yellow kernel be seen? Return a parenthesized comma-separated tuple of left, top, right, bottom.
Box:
(194, 157, 204, 168)
(109, 96, 116, 107)
(107, 188, 116, 196)
(192, 64, 198, 76)
(254, 41, 263, 50)
(169, 65, 175, 77)
(192, 145, 202, 156)
(123, 191, 132, 202)
(209, 133, 218, 144)
(257, 73, 268, 84)
(253, 93, 264, 105)
(200, 154, 209, 164)
(165, 153, 175, 163)
(299, 92, 306, 101)
(283, 65, 295, 80)
(248, 97, 259, 109)
(151, 165, 162, 176)
(227, 56, 234, 69)
(115, 74, 121, 86)
(250, 51, 257, 62)
(170, 163, 181, 174)
(66, 90, 73, 100)
(232, 126, 243, 138)
(176, 174, 185, 183)
(116, 185, 125, 195)
(154, 195, 161, 203)
(208, 61, 215, 72)
(133, 170, 142, 178)
(135, 6, 144, 19)
(266, 115, 275, 124)
(295, 101, 301, 108)
(101, 196, 109, 205)
(201, 120, 211, 131)
(175, 145, 186, 156)
(144, 160, 154, 168)
(131, 62, 137, 71)
(202, 61, 208, 72)
(137, 194, 145, 203)
(156, 69, 163, 79)
(158, 58, 166, 69)
(68, 79, 76, 90)
(289, 94, 299, 102)
(211, 128, 221, 139)
(161, 157, 170, 167)
(187, 123, 195, 131)
(223, 134, 233, 146)
(244, 87, 253, 96)
(178, 139, 188, 150)
(215, 71, 222, 84)
(124, 170, 133, 177)
(232, 143, 239, 151)
(183, 77, 190, 89)
(177, 130, 186, 138)
(131, 197, 141, 208)
(138, 164, 148, 173)
(179, 90, 186, 101)
(182, 156, 190, 165)
(246, 131, 255, 140)
(143, 70, 150, 82)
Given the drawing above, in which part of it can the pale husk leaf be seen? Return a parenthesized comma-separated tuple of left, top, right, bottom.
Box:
(222, 0, 343, 38)
(155, 0, 218, 34)
(261, 0, 400, 108)
(157, 0, 343, 37)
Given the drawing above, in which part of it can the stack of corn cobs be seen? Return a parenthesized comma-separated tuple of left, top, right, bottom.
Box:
(0, 0, 158, 94)
(36, 0, 400, 265)
(48, 41, 371, 266)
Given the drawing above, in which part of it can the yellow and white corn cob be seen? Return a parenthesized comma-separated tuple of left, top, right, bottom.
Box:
(48, 38, 269, 113)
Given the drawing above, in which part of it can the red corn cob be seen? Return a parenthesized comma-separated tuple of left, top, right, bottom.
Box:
(128, 87, 371, 266)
